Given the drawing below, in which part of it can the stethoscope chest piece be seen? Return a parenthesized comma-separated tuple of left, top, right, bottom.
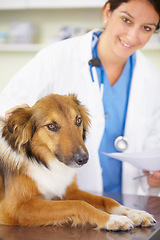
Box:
(114, 136, 128, 151)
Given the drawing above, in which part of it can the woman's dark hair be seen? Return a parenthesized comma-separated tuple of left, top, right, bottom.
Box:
(104, 0, 160, 30)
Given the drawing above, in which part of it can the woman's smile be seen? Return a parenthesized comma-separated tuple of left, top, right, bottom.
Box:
(119, 38, 133, 49)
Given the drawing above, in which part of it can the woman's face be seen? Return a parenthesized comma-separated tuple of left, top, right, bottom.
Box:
(103, 0, 159, 60)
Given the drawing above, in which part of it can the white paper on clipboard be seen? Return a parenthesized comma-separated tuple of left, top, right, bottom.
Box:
(103, 147, 160, 171)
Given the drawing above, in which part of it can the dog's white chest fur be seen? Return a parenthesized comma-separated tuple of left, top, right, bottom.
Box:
(27, 159, 77, 200)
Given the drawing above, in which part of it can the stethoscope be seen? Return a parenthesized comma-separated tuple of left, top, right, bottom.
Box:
(114, 136, 128, 151)
(88, 57, 132, 152)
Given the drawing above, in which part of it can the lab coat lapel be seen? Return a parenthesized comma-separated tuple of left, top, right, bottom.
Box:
(124, 51, 149, 152)
(122, 51, 150, 194)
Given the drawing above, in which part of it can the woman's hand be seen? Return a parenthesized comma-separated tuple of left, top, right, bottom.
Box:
(5, 104, 29, 120)
(144, 171, 160, 188)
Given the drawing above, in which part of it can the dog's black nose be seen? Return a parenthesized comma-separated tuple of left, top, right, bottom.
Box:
(74, 152, 88, 166)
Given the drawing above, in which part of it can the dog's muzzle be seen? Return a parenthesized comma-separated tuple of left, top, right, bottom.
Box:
(74, 152, 89, 166)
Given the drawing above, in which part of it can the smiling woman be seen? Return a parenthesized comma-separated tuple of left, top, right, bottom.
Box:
(99, 0, 160, 77)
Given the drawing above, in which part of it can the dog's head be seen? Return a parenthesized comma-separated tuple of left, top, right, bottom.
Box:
(3, 94, 91, 168)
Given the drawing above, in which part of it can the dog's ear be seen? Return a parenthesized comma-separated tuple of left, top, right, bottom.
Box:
(7, 107, 35, 149)
(70, 94, 91, 140)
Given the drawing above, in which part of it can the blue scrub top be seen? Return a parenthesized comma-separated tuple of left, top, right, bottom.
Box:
(91, 31, 136, 193)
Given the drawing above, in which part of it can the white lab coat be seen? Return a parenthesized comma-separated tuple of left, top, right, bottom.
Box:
(0, 30, 160, 195)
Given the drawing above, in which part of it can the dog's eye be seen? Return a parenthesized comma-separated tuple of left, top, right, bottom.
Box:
(47, 123, 59, 132)
(76, 116, 82, 127)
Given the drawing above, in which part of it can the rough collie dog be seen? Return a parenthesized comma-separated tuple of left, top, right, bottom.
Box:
(0, 94, 156, 230)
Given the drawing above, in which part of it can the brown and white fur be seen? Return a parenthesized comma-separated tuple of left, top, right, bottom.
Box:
(0, 94, 156, 230)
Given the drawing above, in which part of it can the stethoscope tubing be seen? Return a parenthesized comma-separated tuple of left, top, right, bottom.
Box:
(89, 58, 134, 152)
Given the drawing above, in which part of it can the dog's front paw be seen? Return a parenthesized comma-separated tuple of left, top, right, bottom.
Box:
(125, 208, 156, 227)
(103, 215, 134, 231)
(112, 206, 156, 227)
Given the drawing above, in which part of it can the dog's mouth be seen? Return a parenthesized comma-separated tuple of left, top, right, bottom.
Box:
(54, 151, 89, 168)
